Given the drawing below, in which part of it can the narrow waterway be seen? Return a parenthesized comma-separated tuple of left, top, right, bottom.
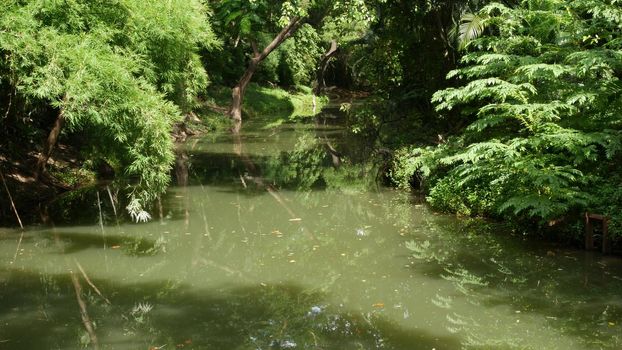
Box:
(0, 107, 621, 349)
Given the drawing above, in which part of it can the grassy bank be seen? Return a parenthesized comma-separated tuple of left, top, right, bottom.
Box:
(200, 83, 328, 125)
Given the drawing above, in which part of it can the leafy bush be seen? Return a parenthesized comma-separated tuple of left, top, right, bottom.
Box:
(392, 0, 622, 236)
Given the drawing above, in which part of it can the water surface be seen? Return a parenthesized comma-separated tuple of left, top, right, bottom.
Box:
(1, 109, 621, 349)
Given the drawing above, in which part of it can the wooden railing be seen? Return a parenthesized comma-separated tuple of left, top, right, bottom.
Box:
(585, 212, 611, 254)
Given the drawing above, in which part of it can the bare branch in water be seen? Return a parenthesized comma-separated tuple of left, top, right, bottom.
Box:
(75, 259, 111, 305)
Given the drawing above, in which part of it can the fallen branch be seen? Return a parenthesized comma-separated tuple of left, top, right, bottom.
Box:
(106, 186, 118, 222)
(96, 191, 107, 250)
(0, 169, 23, 229)
(69, 270, 100, 350)
(1, 169, 25, 264)
(11, 231, 23, 265)
(74, 259, 111, 305)
(200, 258, 251, 282)
(52, 227, 99, 350)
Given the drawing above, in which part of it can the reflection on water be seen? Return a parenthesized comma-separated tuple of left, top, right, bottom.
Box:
(0, 109, 621, 349)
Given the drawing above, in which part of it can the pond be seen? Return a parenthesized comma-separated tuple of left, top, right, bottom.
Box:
(0, 106, 621, 349)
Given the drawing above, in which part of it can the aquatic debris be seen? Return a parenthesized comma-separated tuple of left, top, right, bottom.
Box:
(271, 339, 297, 348)
(289, 218, 302, 222)
(356, 228, 366, 237)
(372, 303, 385, 308)
(174, 339, 193, 348)
(308, 306, 323, 317)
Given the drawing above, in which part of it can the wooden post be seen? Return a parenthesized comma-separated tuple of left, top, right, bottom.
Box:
(585, 212, 594, 250)
(584, 212, 611, 254)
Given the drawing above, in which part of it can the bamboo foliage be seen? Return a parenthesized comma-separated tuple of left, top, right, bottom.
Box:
(0, 0, 218, 212)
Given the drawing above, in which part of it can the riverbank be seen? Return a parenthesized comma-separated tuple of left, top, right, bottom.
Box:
(0, 84, 327, 227)
(0, 144, 96, 227)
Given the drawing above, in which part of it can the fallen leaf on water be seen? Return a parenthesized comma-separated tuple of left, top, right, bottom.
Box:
(111, 245, 121, 249)
(372, 303, 385, 308)
(289, 260, 296, 263)
(289, 218, 302, 222)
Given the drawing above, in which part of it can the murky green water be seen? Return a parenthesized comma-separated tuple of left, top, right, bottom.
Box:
(1, 109, 621, 349)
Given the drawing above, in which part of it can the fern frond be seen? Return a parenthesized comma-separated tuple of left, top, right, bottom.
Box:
(455, 13, 489, 50)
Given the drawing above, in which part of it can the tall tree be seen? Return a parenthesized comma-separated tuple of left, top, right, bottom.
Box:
(215, 0, 309, 132)
(214, 0, 371, 132)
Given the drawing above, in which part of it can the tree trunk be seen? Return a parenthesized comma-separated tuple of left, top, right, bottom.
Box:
(230, 59, 259, 133)
(314, 40, 338, 95)
(228, 17, 302, 133)
(35, 97, 66, 179)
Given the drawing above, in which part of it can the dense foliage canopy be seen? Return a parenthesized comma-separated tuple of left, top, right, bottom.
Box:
(392, 0, 622, 236)
(0, 0, 217, 211)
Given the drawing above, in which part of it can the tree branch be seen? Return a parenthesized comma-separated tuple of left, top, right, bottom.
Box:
(251, 40, 260, 58)
(257, 16, 302, 61)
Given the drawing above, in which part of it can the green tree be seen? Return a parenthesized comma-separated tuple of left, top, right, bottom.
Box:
(0, 0, 217, 214)
(214, 0, 308, 131)
(394, 0, 622, 231)
(213, 0, 371, 132)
